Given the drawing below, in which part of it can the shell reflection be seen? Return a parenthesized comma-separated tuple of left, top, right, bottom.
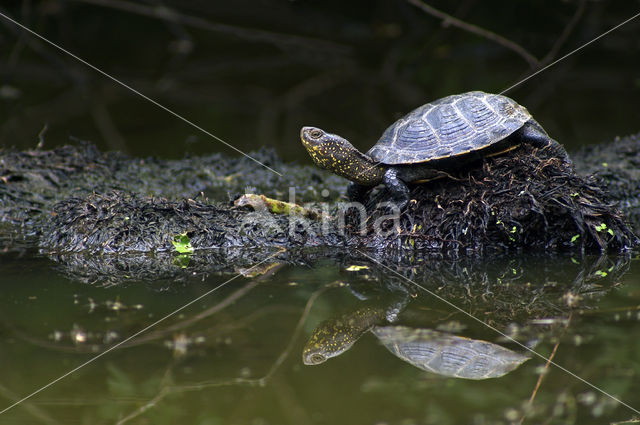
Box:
(372, 326, 530, 380)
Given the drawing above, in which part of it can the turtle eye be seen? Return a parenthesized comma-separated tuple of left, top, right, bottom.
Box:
(309, 129, 323, 139)
(310, 354, 326, 364)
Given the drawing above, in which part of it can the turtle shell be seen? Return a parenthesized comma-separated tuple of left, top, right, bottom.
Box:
(367, 91, 532, 165)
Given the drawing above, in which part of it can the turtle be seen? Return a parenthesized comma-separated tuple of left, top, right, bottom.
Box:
(300, 91, 571, 209)
(303, 278, 414, 365)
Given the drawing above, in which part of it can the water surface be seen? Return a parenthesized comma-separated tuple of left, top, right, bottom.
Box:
(1, 251, 638, 424)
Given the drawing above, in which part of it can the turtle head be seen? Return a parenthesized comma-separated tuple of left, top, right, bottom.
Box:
(300, 127, 359, 171)
(302, 318, 360, 365)
(300, 126, 384, 185)
(302, 306, 386, 365)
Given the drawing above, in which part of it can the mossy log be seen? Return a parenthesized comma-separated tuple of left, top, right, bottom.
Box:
(1, 135, 639, 258)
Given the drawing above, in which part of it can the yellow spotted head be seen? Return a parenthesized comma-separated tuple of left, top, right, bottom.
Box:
(300, 126, 355, 170)
(302, 317, 361, 365)
(302, 305, 387, 365)
(299, 126, 384, 185)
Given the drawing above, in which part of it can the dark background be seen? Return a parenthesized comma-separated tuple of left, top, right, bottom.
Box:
(1, 0, 638, 161)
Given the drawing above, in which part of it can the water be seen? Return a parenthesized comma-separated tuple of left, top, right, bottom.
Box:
(1, 251, 639, 424)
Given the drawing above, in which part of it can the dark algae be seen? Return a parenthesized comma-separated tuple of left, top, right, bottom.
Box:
(574, 133, 640, 230)
(0, 134, 638, 264)
(356, 141, 635, 254)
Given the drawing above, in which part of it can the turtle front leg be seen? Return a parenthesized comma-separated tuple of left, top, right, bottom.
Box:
(383, 168, 410, 210)
(519, 121, 572, 166)
(347, 182, 370, 204)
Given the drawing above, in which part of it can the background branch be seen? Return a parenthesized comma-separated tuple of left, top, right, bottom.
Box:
(407, 0, 540, 68)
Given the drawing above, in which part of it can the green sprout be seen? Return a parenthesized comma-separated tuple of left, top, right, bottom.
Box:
(594, 223, 607, 232)
(172, 232, 194, 254)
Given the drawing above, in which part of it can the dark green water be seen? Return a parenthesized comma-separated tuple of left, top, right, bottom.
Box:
(1, 252, 639, 424)
(1, 2, 638, 160)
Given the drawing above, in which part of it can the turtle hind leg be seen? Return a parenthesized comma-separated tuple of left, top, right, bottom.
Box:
(518, 120, 573, 166)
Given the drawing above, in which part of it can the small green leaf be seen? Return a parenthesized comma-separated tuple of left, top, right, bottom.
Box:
(570, 234, 580, 243)
(172, 232, 194, 254)
(607, 228, 614, 236)
(595, 270, 607, 277)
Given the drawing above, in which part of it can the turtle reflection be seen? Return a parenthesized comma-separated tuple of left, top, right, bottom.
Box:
(303, 306, 386, 365)
(303, 307, 530, 379)
(372, 326, 530, 380)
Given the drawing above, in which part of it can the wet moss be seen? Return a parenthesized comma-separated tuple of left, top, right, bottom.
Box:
(354, 141, 638, 254)
(1, 134, 639, 258)
(573, 133, 640, 229)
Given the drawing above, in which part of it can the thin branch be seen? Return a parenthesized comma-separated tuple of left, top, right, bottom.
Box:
(540, 0, 587, 66)
(115, 367, 173, 425)
(91, 98, 129, 153)
(70, 0, 350, 55)
(406, 0, 539, 68)
(520, 339, 561, 425)
(115, 285, 329, 423)
(519, 313, 572, 424)
(0, 383, 60, 425)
